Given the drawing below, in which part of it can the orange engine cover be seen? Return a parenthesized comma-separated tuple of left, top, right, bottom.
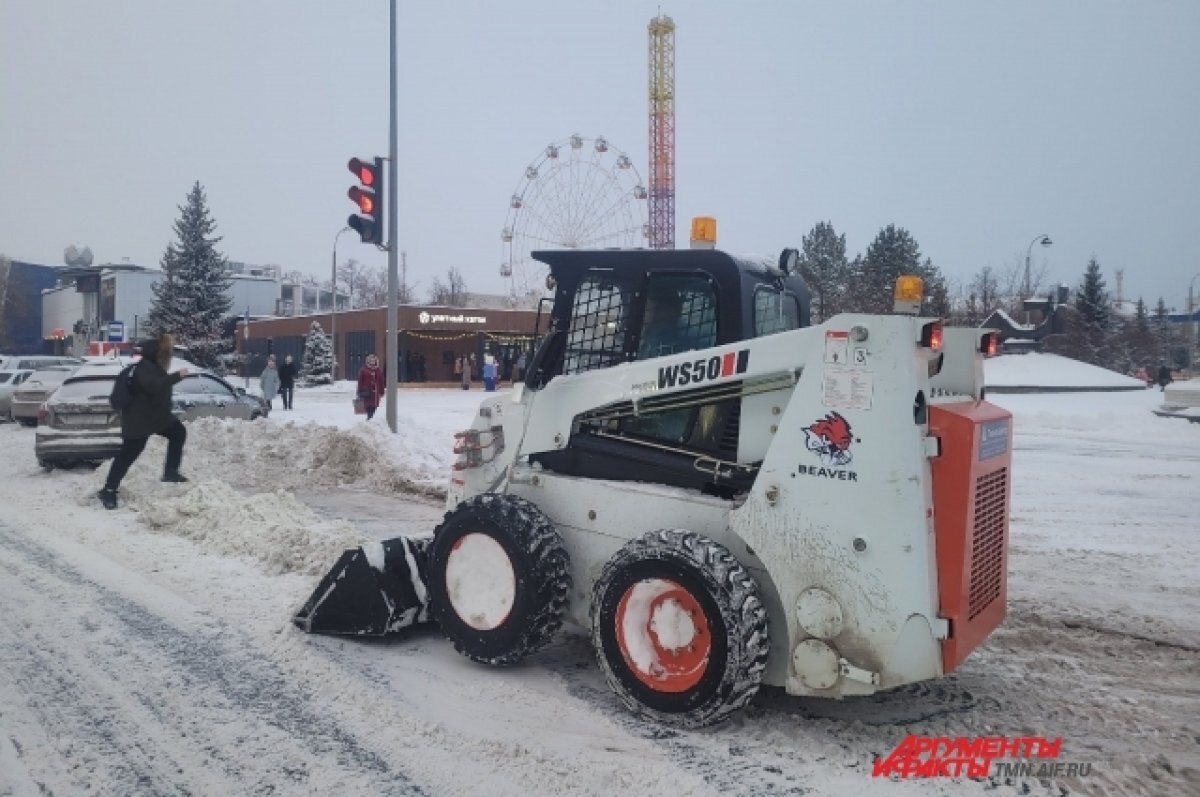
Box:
(929, 401, 1013, 673)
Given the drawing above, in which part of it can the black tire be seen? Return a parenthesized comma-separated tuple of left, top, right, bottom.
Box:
(427, 494, 570, 666)
(591, 529, 769, 728)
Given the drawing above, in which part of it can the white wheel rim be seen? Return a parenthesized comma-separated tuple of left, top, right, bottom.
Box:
(444, 533, 517, 630)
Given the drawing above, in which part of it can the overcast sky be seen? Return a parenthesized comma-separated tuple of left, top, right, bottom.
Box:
(2, 1, 1198, 309)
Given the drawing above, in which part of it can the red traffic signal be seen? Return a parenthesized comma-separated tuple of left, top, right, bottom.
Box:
(347, 156, 384, 246)
(349, 157, 377, 187)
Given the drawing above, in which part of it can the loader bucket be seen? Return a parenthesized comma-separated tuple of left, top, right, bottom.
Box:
(293, 535, 432, 636)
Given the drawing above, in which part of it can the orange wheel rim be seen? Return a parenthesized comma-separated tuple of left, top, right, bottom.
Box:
(615, 579, 711, 693)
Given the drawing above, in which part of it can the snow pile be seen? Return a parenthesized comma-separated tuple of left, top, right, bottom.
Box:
(180, 416, 448, 498)
(136, 482, 364, 575)
(985, 351, 1147, 390)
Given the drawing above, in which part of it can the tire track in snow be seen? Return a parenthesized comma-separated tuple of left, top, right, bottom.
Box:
(0, 521, 426, 797)
(536, 639, 812, 796)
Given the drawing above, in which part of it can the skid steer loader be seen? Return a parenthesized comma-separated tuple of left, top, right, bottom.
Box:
(295, 222, 1013, 727)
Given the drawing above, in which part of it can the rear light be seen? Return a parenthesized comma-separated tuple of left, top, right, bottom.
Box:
(920, 321, 944, 352)
(980, 331, 1000, 357)
(452, 427, 505, 470)
(37, 404, 48, 425)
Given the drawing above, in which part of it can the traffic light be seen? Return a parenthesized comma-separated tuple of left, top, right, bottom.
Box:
(347, 156, 385, 246)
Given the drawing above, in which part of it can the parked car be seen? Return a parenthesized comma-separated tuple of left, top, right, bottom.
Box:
(9, 366, 78, 426)
(171, 372, 270, 421)
(0, 369, 36, 421)
(35, 363, 125, 468)
(35, 362, 268, 469)
(0, 355, 82, 371)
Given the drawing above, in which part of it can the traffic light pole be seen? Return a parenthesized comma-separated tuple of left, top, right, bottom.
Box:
(385, 0, 399, 433)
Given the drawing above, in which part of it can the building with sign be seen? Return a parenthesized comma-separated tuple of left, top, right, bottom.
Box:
(237, 303, 542, 383)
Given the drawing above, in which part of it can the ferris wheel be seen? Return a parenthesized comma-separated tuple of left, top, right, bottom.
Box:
(502, 134, 648, 297)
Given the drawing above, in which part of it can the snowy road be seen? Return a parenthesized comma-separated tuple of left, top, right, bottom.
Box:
(0, 384, 1197, 796)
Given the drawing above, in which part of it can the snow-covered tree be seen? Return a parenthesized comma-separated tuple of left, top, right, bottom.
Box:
(797, 221, 849, 322)
(1074, 257, 1111, 329)
(847, 224, 924, 314)
(302, 321, 334, 385)
(145, 182, 233, 368)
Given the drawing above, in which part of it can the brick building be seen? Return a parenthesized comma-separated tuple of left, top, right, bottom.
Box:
(237, 303, 541, 383)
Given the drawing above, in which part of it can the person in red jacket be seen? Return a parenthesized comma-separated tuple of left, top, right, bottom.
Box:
(356, 354, 386, 420)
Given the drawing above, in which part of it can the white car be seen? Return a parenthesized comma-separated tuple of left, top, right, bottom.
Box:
(9, 366, 78, 425)
(0, 369, 36, 421)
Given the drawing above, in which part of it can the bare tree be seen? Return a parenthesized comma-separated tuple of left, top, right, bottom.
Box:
(283, 269, 320, 288)
(427, 267, 469, 306)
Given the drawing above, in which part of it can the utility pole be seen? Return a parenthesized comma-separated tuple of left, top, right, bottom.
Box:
(331, 226, 350, 381)
(385, 0, 399, 432)
(1190, 273, 1200, 372)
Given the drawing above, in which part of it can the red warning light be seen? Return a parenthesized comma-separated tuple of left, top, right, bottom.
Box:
(920, 321, 944, 352)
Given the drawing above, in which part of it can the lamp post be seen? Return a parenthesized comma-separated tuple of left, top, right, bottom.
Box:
(1024, 234, 1053, 299)
(331, 225, 351, 380)
(1189, 272, 1200, 371)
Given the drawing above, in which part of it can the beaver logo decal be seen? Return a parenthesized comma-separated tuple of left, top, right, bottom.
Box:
(804, 411, 855, 467)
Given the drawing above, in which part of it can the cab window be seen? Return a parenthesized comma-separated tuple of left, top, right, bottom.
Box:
(636, 275, 718, 361)
(753, 287, 802, 337)
(563, 276, 629, 375)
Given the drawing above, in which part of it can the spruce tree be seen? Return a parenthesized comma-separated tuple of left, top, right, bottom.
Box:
(849, 224, 923, 314)
(302, 321, 334, 385)
(797, 221, 849, 322)
(916, 257, 951, 318)
(1074, 257, 1111, 329)
(1065, 257, 1113, 366)
(145, 182, 233, 368)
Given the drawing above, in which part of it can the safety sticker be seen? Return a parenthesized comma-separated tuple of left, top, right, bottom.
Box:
(979, 419, 1010, 460)
(824, 330, 849, 365)
(822, 367, 873, 410)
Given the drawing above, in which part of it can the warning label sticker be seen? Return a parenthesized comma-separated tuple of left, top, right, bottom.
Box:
(822, 367, 874, 410)
(824, 330, 849, 365)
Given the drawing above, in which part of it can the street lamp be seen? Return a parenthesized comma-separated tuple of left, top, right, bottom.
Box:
(332, 225, 352, 380)
(1189, 272, 1200, 371)
(1024, 234, 1053, 298)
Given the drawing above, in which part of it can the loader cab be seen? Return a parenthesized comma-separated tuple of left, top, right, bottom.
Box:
(524, 248, 811, 498)
(525, 248, 811, 387)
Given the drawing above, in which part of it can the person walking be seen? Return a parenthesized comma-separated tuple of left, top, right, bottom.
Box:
(1157, 364, 1174, 391)
(259, 356, 280, 410)
(278, 354, 296, 410)
(482, 354, 497, 392)
(460, 354, 472, 390)
(97, 333, 190, 510)
(357, 354, 386, 420)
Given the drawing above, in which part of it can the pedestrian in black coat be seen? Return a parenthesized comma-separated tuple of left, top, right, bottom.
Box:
(278, 354, 297, 410)
(97, 333, 190, 510)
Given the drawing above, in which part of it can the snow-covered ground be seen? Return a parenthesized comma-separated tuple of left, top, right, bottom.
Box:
(984, 351, 1147, 391)
(0, 370, 1197, 797)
